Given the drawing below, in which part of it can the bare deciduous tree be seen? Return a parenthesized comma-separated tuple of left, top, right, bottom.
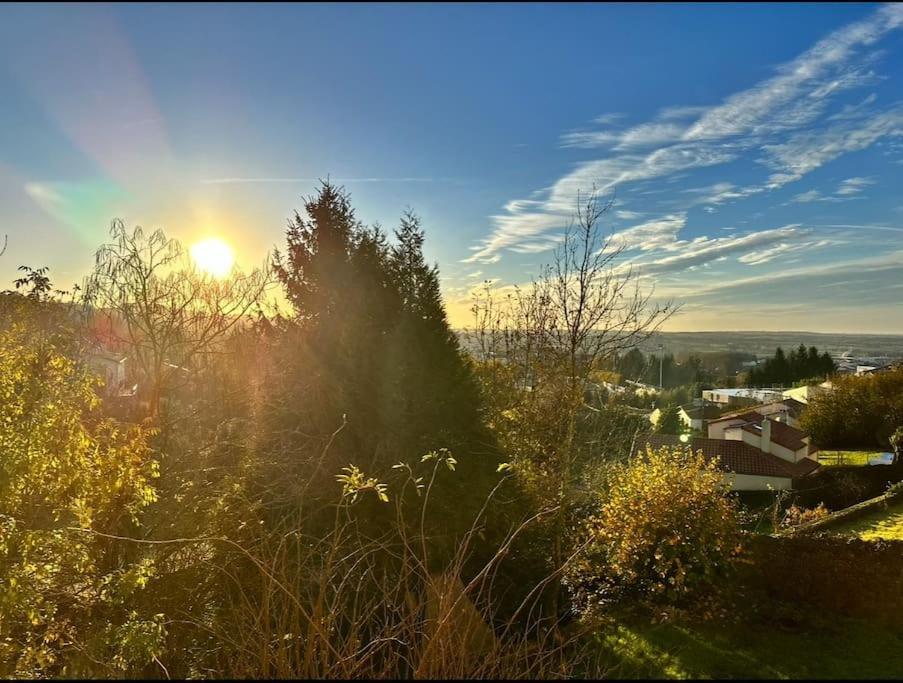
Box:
(469, 188, 678, 617)
(82, 219, 274, 417)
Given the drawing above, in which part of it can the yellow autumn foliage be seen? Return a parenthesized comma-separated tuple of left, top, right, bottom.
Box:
(0, 307, 160, 677)
(565, 445, 741, 616)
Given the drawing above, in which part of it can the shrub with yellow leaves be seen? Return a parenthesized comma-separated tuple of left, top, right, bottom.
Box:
(0, 307, 160, 677)
(565, 445, 741, 617)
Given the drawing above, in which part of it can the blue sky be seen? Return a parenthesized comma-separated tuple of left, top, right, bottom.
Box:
(1, 3, 902, 332)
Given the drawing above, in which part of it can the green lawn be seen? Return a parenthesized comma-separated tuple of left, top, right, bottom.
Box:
(826, 499, 903, 541)
(817, 450, 880, 467)
(592, 610, 903, 679)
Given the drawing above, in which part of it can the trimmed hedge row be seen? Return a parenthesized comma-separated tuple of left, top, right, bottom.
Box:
(737, 533, 903, 627)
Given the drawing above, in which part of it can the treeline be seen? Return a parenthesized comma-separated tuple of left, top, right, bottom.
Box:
(609, 348, 759, 389)
(612, 348, 708, 388)
(745, 344, 834, 387)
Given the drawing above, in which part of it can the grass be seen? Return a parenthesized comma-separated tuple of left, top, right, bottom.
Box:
(826, 498, 903, 541)
(817, 450, 881, 467)
(593, 608, 903, 679)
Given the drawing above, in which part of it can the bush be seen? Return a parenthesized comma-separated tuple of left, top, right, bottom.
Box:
(565, 445, 741, 616)
(655, 405, 685, 435)
(0, 309, 160, 677)
(801, 369, 903, 449)
(780, 503, 830, 529)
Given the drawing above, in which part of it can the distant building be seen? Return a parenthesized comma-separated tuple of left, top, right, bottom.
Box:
(624, 379, 659, 397)
(708, 398, 805, 429)
(858, 359, 903, 375)
(648, 402, 721, 432)
(84, 350, 129, 397)
(678, 403, 723, 432)
(600, 380, 626, 394)
(835, 354, 902, 375)
(702, 387, 784, 407)
(782, 380, 832, 405)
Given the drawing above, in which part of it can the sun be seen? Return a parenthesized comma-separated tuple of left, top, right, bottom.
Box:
(191, 237, 235, 278)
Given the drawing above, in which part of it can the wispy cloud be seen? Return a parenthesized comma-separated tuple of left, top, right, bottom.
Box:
(683, 182, 765, 207)
(682, 4, 901, 142)
(810, 222, 903, 234)
(788, 176, 876, 203)
(790, 189, 827, 203)
(592, 113, 625, 126)
(561, 122, 686, 150)
(467, 4, 903, 266)
(623, 225, 810, 276)
(829, 92, 879, 120)
(616, 209, 645, 220)
(737, 238, 841, 265)
(681, 249, 903, 301)
(836, 176, 876, 195)
(762, 106, 903, 189)
(464, 145, 734, 263)
(606, 213, 687, 253)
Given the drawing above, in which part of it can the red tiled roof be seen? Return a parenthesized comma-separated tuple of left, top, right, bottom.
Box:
(794, 457, 821, 477)
(641, 435, 821, 479)
(767, 419, 809, 451)
(740, 419, 808, 452)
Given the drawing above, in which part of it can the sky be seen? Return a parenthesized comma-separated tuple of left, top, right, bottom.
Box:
(1, 3, 902, 333)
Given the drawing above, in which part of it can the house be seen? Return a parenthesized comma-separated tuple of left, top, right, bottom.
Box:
(624, 379, 659, 397)
(707, 398, 805, 431)
(772, 397, 806, 427)
(84, 349, 132, 397)
(723, 417, 815, 463)
(678, 403, 723, 432)
(649, 401, 721, 432)
(707, 409, 765, 439)
(707, 408, 815, 458)
(782, 380, 832, 404)
(643, 434, 820, 491)
(859, 359, 903, 375)
(702, 387, 784, 407)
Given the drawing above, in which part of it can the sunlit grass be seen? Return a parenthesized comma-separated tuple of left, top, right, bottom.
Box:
(593, 610, 903, 679)
(817, 450, 879, 467)
(827, 499, 903, 541)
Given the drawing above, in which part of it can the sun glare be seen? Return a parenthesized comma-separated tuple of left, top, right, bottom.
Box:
(191, 237, 235, 278)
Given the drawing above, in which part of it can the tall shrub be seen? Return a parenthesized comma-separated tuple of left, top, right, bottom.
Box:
(565, 445, 741, 616)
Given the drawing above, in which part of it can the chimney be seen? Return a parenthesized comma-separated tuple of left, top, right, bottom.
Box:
(761, 419, 772, 455)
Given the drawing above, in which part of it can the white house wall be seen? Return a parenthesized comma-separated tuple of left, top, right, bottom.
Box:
(710, 419, 744, 439)
(722, 473, 792, 491)
(768, 442, 803, 463)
